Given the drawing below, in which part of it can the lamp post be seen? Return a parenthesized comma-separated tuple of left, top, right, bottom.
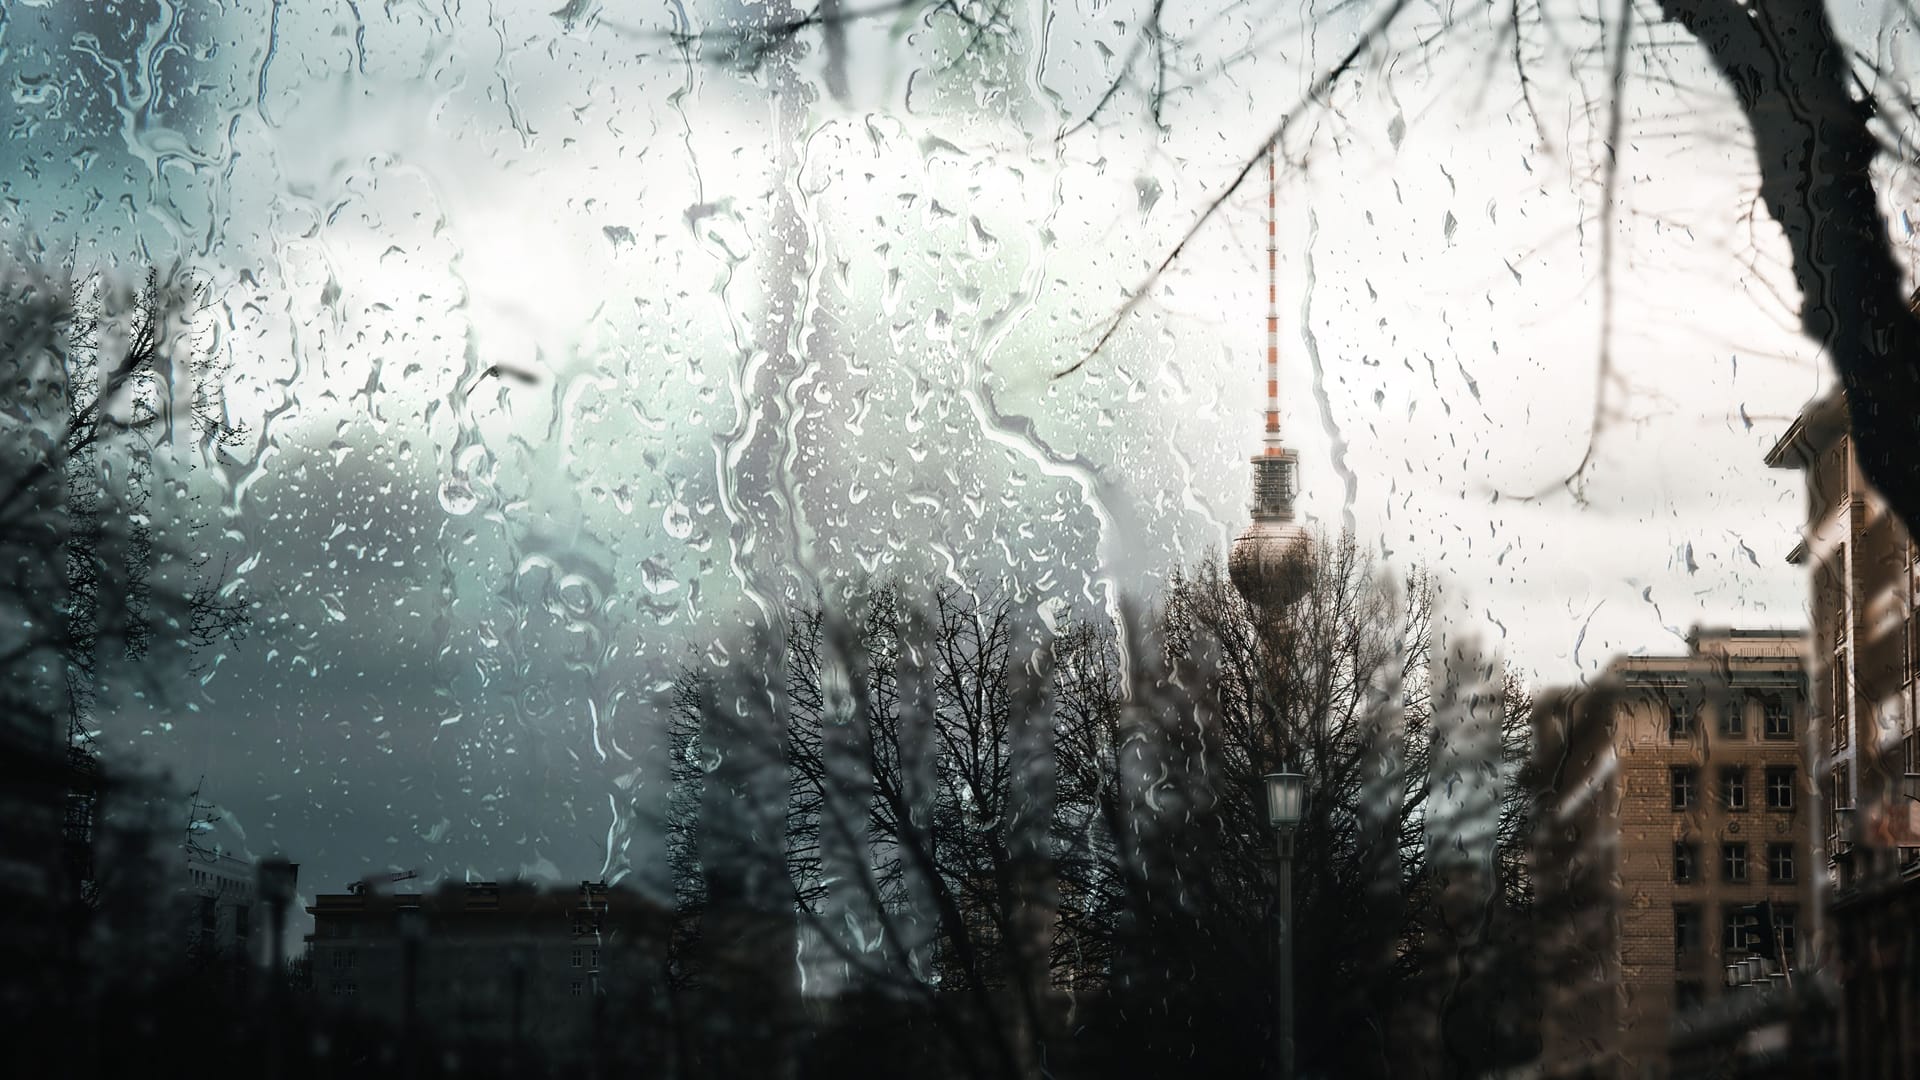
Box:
(256, 857, 299, 1080)
(398, 906, 427, 1079)
(1264, 769, 1307, 1080)
(509, 942, 530, 1071)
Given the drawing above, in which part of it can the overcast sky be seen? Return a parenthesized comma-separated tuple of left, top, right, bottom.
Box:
(3, 0, 1900, 915)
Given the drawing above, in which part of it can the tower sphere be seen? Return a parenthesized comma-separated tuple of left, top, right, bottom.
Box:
(1230, 518, 1312, 611)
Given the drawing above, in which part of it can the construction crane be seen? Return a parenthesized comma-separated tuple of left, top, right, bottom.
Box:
(347, 869, 418, 895)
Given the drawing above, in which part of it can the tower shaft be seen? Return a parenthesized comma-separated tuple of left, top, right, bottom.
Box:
(1251, 142, 1298, 524)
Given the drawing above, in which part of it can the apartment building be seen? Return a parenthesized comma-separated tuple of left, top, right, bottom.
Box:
(1532, 628, 1817, 1079)
(1767, 393, 1920, 1078)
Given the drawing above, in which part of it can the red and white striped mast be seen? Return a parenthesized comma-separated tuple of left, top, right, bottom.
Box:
(1251, 140, 1299, 524)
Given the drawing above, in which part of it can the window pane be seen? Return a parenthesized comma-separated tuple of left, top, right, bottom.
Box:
(1721, 843, 1747, 883)
(1673, 842, 1697, 884)
(1768, 843, 1795, 883)
(1720, 767, 1746, 811)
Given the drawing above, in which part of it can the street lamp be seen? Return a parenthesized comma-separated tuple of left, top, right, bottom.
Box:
(257, 857, 300, 973)
(1264, 769, 1306, 1080)
(399, 906, 427, 1078)
(256, 857, 299, 1080)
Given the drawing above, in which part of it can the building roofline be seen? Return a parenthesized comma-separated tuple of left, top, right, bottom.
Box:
(1764, 394, 1847, 469)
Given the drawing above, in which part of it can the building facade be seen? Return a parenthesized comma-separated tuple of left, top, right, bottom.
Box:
(1532, 629, 1817, 1079)
(182, 846, 258, 963)
(306, 879, 670, 1065)
(1768, 394, 1920, 1078)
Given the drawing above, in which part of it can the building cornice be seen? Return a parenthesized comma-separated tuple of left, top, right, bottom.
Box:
(1764, 394, 1848, 470)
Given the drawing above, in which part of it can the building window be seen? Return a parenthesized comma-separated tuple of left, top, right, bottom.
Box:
(332, 947, 357, 971)
(1673, 842, 1699, 884)
(571, 946, 583, 969)
(1831, 763, 1853, 840)
(1674, 904, 1701, 956)
(1721, 700, 1745, 738)
(1675, 980, 1705, 1013)
(1720, 766, 1747, 811)
(1768, 843, 1795, 883)
(589, 947, 601, 970)
(1724, 907, 1760, 954)
(1671, 766, 1699, 810)
(198, 896, 217, 937)
(1721, 842, 1748, 883)
(1776, 905, 1799, 959)
(234, 905, 250, 942)
(1763, 698, 1793, 740)
(570, 979, 584, 998)
(1668, 698, 1694, 740)
(1765, 766, 1795, 810)
(1832, 647, 1849, 749)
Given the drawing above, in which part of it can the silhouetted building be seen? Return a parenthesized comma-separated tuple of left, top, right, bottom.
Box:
(0, 721, 85, 1014)
(1768, 393, 1920, 1079)
(305, 879, 670, 1066)
(182, 846, 257, 962)
(1532, 628, 1816, 1079)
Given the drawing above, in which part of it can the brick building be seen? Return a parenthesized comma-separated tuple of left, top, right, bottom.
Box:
(1532, 628, 1816, 1079)
(1767, 393, 1920, 1078)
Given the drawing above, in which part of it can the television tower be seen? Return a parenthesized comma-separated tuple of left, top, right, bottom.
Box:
(1228, 143, 1311, 610)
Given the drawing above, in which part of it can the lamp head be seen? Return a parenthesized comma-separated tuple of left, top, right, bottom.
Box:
(1263, 770, 1307, 829)
(257, 857, 299, 908)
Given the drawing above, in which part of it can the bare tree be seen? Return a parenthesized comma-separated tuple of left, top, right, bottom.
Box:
(659, 536, 1537, 1078)
(1, 267, 249, 949)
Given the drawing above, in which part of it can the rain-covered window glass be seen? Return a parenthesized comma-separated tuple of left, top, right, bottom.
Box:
(10, 0, 1920, 1072)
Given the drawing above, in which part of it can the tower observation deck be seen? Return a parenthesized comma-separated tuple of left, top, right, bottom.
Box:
(1228, 143, 1312, 611)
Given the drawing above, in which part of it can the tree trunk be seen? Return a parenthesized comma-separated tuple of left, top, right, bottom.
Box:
(1658, 0, 1920, 532)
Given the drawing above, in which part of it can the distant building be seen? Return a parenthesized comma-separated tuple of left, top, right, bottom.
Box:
(181, 846, 257, 963)
(1531, 628, 1818, 1079)
(80, 782, 265, 985)
(306, 879, 671, 1065)
(1767, 393, 1920, 1078)
(0, 722, 85, 1014)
